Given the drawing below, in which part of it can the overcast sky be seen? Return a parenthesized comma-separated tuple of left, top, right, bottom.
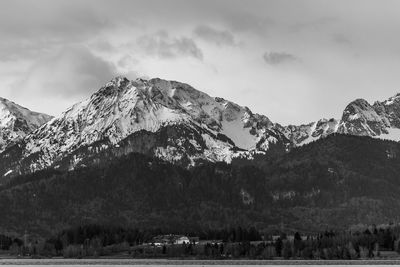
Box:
(2, 0, 400, 125)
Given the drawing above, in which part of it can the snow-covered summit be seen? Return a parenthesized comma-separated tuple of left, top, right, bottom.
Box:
(32, 76, 273, 149)
(2, 77, 282, 174)
(0, 98, 52, 152)
(2, 77, 400, 177)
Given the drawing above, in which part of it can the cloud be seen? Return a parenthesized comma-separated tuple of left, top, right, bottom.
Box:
(0, 0, 112, 41)
(15, 45, 117, 99)
(263, 52, 298, 65)
(0, 1, 117, 65)
(90, 39, 115, 52)
(332, 34, 351, 45)
(0, 42, 46, 61)
(4, 0, 400, 124)
(117, 55, 139, 69)
(137, 31, 203, 60)
(194, 25, 235, 46)
(223, 12, 273, 35)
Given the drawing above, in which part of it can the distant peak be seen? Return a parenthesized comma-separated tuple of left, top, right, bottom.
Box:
(0, 97, 31, 112)
(349, 98, 370, 106)
(0, 97, 14, 105)
(317, 118, 337, 123)
(135, 77, 149, 82)
(108, 76, 130, 86)
(94, 76, 132, 98)
(344, 98, 373, 112)
(215, 97, 227, 103)
(111, 75, 129, 82)
(382, 93, 400, 105)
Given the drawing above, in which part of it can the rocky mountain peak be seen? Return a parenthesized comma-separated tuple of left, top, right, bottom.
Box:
(3, 76, 400, 177)
(338, 98, 389, 136)
(347, 98, 371, 108)
(0, 77, 292, 176)
(93, 76, 132, 98)
(0, 98, 52, 153)
(382, 93, 400, 106)
(374, 93, 400, 129)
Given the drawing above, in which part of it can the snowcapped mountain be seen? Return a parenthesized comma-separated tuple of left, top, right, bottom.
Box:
(0, 97, 52, 153)
(2, 76, 400, 177)
(0, 77, 289, 176)
(285, 94, 400, 145)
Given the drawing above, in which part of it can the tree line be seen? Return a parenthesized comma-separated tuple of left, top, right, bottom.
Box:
(1, 223, 400, 259)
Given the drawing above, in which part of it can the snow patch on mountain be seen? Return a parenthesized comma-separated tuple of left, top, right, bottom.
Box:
(279, 118, 339, 146)
(220, 119, 258, 150)
(4, 77, 281, 172)
(3, 76, 400, 176)
(0, 98, 52, 153)
(378, 128, 400, 142)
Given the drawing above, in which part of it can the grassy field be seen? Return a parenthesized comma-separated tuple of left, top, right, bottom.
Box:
(1, 259, 400, 265)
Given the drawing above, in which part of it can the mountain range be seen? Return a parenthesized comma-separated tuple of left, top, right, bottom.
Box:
(1, 76, 400, 178)
(2, 76, 400, 235)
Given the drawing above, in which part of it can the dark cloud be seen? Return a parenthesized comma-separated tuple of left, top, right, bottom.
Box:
(0, 0, 112, 41)
(137, 31, 203, 60)
(332, 34, 351, 45)
(15, 45, 117, 98)
(194, 25, 235, 46)
(263, 52, 298, 65)
(0, 0, 117, 64)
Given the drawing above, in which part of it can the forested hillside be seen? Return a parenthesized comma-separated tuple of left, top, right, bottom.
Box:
(1, 134, 400, 237)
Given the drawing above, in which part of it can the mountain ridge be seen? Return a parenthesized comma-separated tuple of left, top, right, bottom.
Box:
(1, 76, 400, 177)
(0, 97, 52, 155)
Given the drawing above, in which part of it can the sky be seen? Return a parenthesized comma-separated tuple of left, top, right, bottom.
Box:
(2, 0, 400, 125)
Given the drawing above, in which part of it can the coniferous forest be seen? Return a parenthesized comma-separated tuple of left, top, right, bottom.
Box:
(1, 134, 400, 258)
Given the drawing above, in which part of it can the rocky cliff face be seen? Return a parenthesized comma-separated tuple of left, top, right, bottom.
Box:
(281, 95, 400, 145)
(338, 98, 390, 136)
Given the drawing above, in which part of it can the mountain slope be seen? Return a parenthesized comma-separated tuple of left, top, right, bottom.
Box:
(0, 98, 52, 154)
(281, 95, 400, 145)
(2, 134, 400, 236)
(0, 77, 289, 177)
(2, 76, 400, 177)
